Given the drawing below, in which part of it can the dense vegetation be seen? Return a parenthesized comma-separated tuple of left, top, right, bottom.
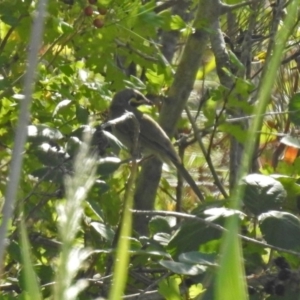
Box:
(0, 0, 300, 299)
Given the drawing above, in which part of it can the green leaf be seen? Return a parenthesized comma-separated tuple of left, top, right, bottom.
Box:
(178, 252, 217, 266)
(235, 77, 254, 96)
(58, 64, 74, 76)
(86, 196, 105, 221)
(66, 136, 81, 157)
(241, 174, 286, 216)
(7, 241, 22, 263)
(153, 233, 171, 246)
(124, 75, 146, 90)
(158, 9, 172, 30)
(53, 99, 72, 116)
(60, 20, 73, 34)
(28, 125, 63, 142)
(219, 123, 246, 143)
(76, 105, 89, 124)
(158, 277, 181, 300)
(228, 50, 245, 71)
(90, 222, 115, 242)
(259, 211, 300, 250)
(170, 15, 186, 30)
(1, 14, 19, 26)
(149, 216, 172, 235)
(159, 260, 206, 275)
(33, 143, 68, 166)
(167, 208, 245, 257)
(288, 93, 300, 126)
(97, 157, 122, 176)
(270, 174, 300, 212)
(94, 179, 110, 194)
(35, 265, 54, 285)
(167, 220, 219, 257)
(20, 219, 42, 300)
(227, 95, 253, 114)
(31, 167, 65, 183)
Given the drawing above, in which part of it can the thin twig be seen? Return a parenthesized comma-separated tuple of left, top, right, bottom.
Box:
(115, 39, 159, 63)
(185, 107, 228, 198)
(220, 1, 252, 15)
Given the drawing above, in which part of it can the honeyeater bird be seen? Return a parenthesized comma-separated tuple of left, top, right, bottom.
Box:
(108, 89, 205, 202)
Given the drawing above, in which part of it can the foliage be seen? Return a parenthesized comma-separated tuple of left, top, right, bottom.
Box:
(1, 0, 300, 300)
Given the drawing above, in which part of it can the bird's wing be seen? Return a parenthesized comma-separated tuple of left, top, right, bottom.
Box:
(137, 114, 181, 164)
(138, 114, 204, 202)
(114, 114, 141, 151)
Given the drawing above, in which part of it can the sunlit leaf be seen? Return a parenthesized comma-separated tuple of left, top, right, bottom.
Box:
(90, 222, 115, 242)
(53, 99, 72, 116)
(158, 277, 181, 300)
(28, 125, 63, 141)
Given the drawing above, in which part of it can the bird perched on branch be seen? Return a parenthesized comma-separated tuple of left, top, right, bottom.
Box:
(108, 88, 205, 202)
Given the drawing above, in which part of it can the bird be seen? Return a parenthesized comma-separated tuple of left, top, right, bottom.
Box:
(108, 88, 205, 202)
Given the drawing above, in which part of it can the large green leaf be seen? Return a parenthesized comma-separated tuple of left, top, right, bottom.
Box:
(97, 157, 122, 176)
(167, 208, 245, 257)
(259, 211, 300, 250)
(241, 174, 286, 216)
(148, 216, 172, 235)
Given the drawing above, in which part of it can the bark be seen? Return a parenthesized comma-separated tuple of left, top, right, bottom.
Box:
(209, 1, 259, 189)
(160, 0, 192, 62)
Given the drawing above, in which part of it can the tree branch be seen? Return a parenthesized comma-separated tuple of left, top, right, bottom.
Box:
(133, 0, 217, 234)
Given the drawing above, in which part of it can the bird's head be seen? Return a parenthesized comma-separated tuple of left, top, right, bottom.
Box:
(111, 89, 152, 109)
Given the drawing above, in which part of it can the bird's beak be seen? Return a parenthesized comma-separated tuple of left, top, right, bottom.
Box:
(129, 92, 153, 107)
